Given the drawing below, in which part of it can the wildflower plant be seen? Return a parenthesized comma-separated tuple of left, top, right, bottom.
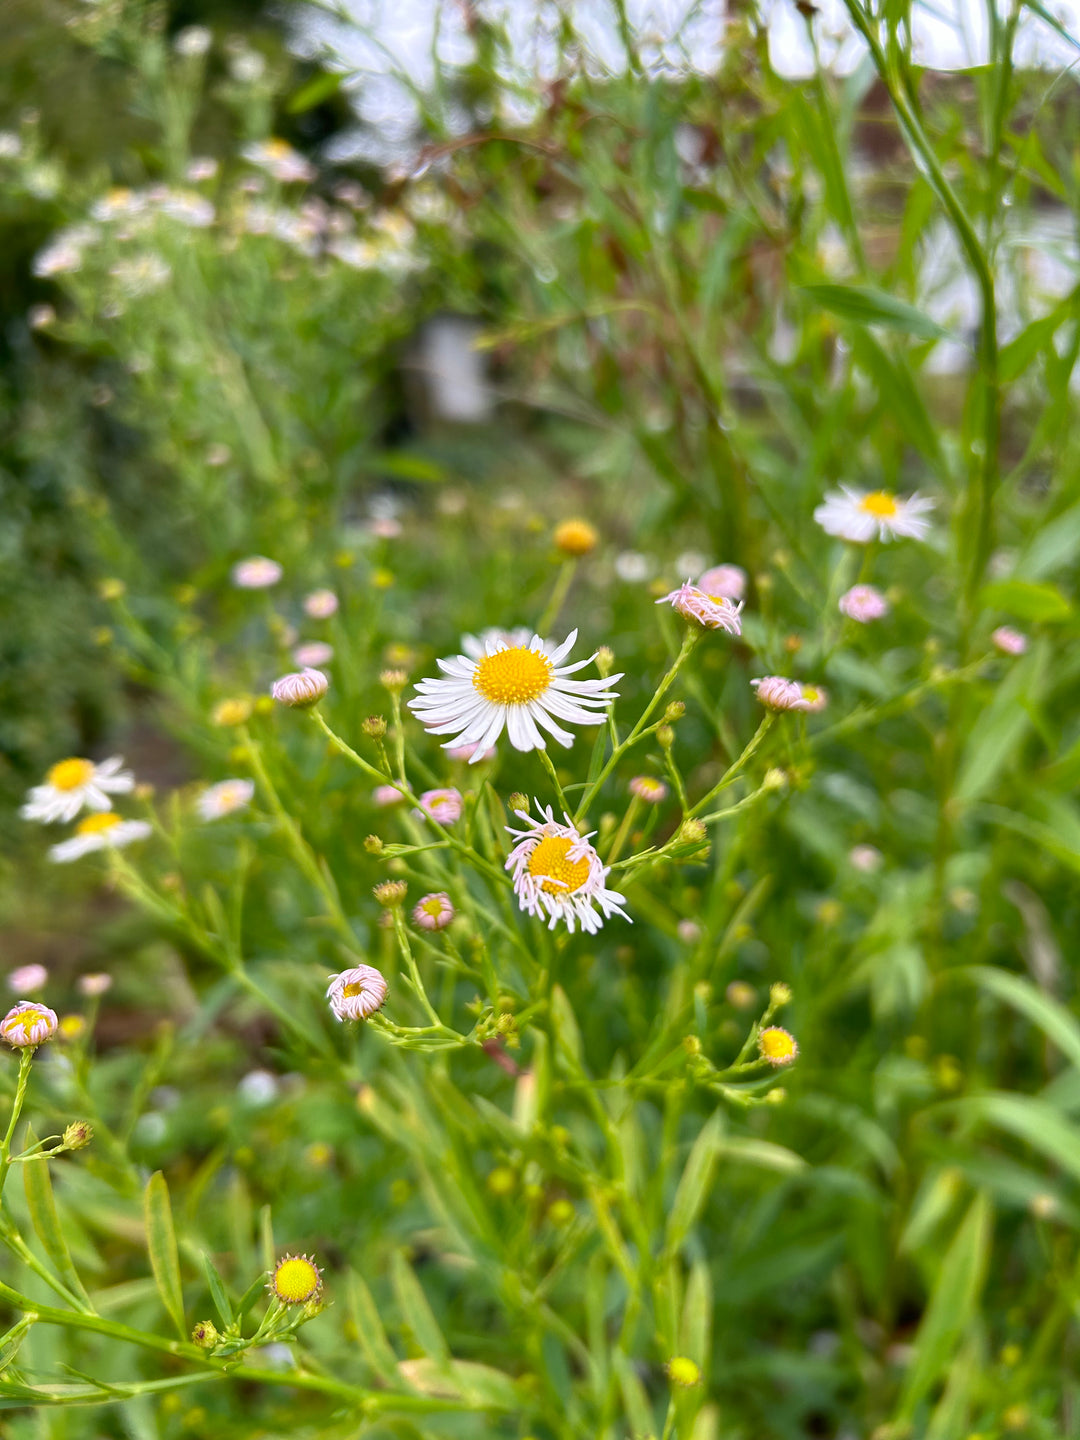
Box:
(1, 0, 1079, 1436)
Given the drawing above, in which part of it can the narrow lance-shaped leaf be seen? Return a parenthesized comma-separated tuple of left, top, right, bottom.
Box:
(800, 283, 953, 341)
(201, 1253, 233, 1329)
(666, 1110, 725, 1252)
(390, 1251, 450, 1367)
(23, 1140, 93, 1310)
(144, 1171, 186, 1340)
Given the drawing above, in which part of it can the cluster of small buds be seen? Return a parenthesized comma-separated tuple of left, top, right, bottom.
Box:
(364, 834, 384, 855)
(373, 880, 407, 909)
(553, 518, 599, 557)
(669, 818, 709, 860)
(595, 645, 616, 677)
(270, 668, 328, 707)
(191, 1320, 220, 1349)
(61, 1120, 93, 1151)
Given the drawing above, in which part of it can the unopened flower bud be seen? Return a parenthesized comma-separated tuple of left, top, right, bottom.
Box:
(192, 1320, 219, 1349)
(507, 793, 529, 814)
(62, 1120, 93, 1150)
(380, 669, 407, 692)
(769, 982, 793, 1008)
(663, 701, 685, 722)
(595, 645, 615, 677)
(765, 1086, 787, 1104)
(553, 518, 598, 556)
(98, 577, 125, 601)
(271, 668, 328, 708)
(364, 834, 384, 856)
(656, 724, 675, 750)
(763, 767, 787, 790)
(373, 880, 407, 909)
(671, 818, 708, 858)
(682, 1035, 701, 1056)
(362, 715, 387, 738)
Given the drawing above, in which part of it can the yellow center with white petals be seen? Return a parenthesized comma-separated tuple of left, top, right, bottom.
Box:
(47, 758, 95, 792)
(76, 813, 121, 837)
(4, 1009, 49, 1038)
(272, 1256, 320, 1304)
(473, 647, 553, 705)
(859, 490, 898, 518)
(342, 980, 367, 999)
(527, 836, 590, 895)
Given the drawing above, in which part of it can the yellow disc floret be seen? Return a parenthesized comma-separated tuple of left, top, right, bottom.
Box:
(270, 1254, 322, 1305)
(527, 835, 590, 895)
(758, 1026, 799, 1066)
(858, 490, 898, 518)
(47, 758, 95, 792)
(76, 812, 122, 837)
(666, 1356, 702, 1387)
(554, 518, 599, 557)
(473, 647, 553, 705)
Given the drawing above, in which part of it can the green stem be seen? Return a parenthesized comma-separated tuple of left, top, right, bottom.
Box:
(537, 558, 578, 636)
(0, 1051, 35, 1203)
(689, 715, 774, 818)
(537, 747, 571, 816)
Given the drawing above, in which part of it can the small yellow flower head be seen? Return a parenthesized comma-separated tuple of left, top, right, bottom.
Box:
(1029, 1192, 1057, 1220)
(758, 1027, 799, 1067)
(191, 1319, 219, 1349)
(769, 982, 793, 1008)
(372, 568, 394, 589)
(1002, 1405, 1029, 1431)
(487, 1165, 516, 1197)
(726, 980, 756, 1011)
(269, 1254, 322, 1306)
(666, 1356, 701, 1388)
(554, 518, 599, 557)
(547, 1198, 575, 1227)
(380, 668, 409, 693)
(98, 577, 126, 601)
(62, 1120, 93, 1150)
(58, 1015, 86, 1042)
(212, 697, 254, 727)
(364, 834, 384, 856)
(373, 880, 407, 909)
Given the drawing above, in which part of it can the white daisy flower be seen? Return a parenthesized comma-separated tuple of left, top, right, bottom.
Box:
(326, 965, 388, 1021)
(48, 813, 152, 864)
(813, 486, 934, 543)
(460, 627, 534, 660)
(21, 756, 134, 825)
(196, 778, 255, 821)
(505, 803, 630, 935)
(408, 629, 622, 762)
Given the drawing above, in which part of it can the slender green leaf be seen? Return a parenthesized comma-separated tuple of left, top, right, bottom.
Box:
(201, 1253, 233, 1329)
(961, 966, 1080, 1073)
(666, 1110, 725, 1251)
(143, 1172, 186, 1340)
(346, 1270, 400, 1377)
(681, 1259, 712, 1369)
(23, 1149, 91, 1308)
(286, 71, 345, 114)
(612, 1348, 655, 1437)
(979, 579, 1072, 621)
(800, 283, 952, 340)
(939, 1093, 1080, 1186)
(390, 1252, 450, 1366)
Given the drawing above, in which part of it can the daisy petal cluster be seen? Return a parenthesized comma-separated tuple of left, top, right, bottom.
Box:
(656, 581, 743, 635)
(196, 779, 255, 822)
(326, 965, 388, 1021)
(505, 802, 630, 935)
(409, 629, 622, 760)
(48, 814, 152, 864)
(750, 677, 811, 712)
(413, 893, 455, 931)
(21, 757, 134, 824)
(1, 1002, 58, 1048)
(839, 584, 889, 623)
(813, 487, 934, 543)
(231, 556, 282, 589)
(271, 668, 328, 707)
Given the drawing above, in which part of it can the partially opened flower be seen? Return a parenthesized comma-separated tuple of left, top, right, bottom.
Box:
(293, 641, 334, 668)
(231, 556, 282, 589)
(629, 776, 668, 803)
(799, 683, 828, 714)
(751, 677, 810, 712)
(1, 1002, 58, 1048)
(8, 965, 48, 995)
(413, 893, 455, 931)
(505, 802, 630, 935)
(813, 487, 934, 543)
(409, 630, 622, 761)
(697, 564, 747, 602)
(196, 779, 254, 821)
(326, 965, 388, 1021)
(271, 668, 328, 707)
(21, 756, 134, 824)
(415, 788, 462, 825)
(656, 581, 743, 635)
(839, 584, 889, 622)
(48, 814, 152, 864)
(992, 626, 1027, 656)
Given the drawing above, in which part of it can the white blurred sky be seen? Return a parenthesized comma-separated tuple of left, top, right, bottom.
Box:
(294, 0, 1080, 163)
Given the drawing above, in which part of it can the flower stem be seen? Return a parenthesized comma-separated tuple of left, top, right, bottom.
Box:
(537, 558, 578, 636)
(0, 1049, 35, 1202)
(688, 714, 774, 817)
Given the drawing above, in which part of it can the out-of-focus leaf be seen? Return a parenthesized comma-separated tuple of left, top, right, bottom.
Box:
(800, 283, 952, 340)
(143, 1172, 186, 1340)
(715, 1137, 807, 1173)
(612, 1348, 655, 1437)
(681, 1259, 712, 1369)
(286, 71, 345, 114)
(347, 1271, 400, 1378)
(390, 1252, 450, 1366)
(961, 966, 1080, 1072)
(978, 579, 1072, 621)
(897, 1193, 991, 1419)
(201, 1253, 233, 1328)
(1015, 501, 1080, 581)
(955, 651, 1044, 804)
(23, 1145, 92, 1310)
(550, 985, 583, 1066)
(666, 1110, 725, 1251)
(938, 1092, 1080, 1184)
(1000, 293, 1078, 381)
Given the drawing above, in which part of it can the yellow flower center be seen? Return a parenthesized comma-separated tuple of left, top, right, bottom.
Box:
(76, 812, 122, 837)
(421, 898, 444, 916)
(473, 646, 553, 705)
(341, 980, 367, 999)
(212, 697, 253, 727)
(802, 686, 822, 703)
(47, 758, 95, 792)
(667, 1356, 702, 1388)
(527, 836, 590, 895)
(554, 519, 598, 557)
(859, 490, 898, 518)
(5, 1008, 49, 1037)
(266, 139, 291, 158)
(759, 1027, 797, 1063)
(59, 1015, 86, 1040)
(272, 1255, 321, 1304)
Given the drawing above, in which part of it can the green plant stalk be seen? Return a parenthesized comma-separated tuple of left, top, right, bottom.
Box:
(0, 1050, 35, 1203)
(537, 746, 571, 815)
(689, 714, 775, 817)
(537, 557, 579, 635)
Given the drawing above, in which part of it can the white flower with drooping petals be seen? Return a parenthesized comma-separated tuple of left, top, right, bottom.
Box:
(48, 814, 152, 864)
(8, 965, 48, 995)
(839, 584, 889, 622)
(303, 589, 339, 619)
(21, 756, 134, 824)
(992, 626, 1027, 656)
(1, 1002, 58, 1048)
(109, 254, 172, 298)
(813, 486, 934, 543)
(231, 556, 282, 589)
(409, 630, 622, 762)
(505, 803, 630, 935)
(196, 779, 255, 821)
(326, 965, 388, 1021)
(751, 677, 811, 713)
(415, 789, 463, 825)
(656, 581, 743, 635)
(697, 564, 747, 602)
